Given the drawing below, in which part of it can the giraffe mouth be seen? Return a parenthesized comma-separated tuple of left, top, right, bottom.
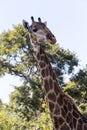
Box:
(37, 36, 47, 44)
(48, 38, 56, 44)
(39, 39, 46, 43)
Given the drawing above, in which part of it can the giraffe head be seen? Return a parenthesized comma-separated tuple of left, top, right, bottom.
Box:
(23, 17, 56, 46)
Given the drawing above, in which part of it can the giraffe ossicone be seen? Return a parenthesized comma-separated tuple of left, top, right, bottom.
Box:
(23, 17, 87, 130)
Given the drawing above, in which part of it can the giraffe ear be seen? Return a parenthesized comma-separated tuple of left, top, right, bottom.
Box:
(23, 20, 30, 30)
(44, 21, 47, 26)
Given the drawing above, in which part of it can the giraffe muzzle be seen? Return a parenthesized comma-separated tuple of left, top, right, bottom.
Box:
(46, 33, 56, 44)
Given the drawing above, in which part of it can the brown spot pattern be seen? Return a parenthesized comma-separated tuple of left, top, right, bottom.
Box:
(49, 77, 53, 89)
(49, 64, 53, 76)
(73, 110, 79, 119)
(77, 118, 83, 130)
(54, 104, 60, 115)
(60, 123, 69, 130)
(41, 55, 45, 61)
(37, 52, 41, 60)
(53, 72, 57, 80)
(69, 120, 73, 129)
(61, 108, 67, 118)
(44, 79, 50, 93)
(73, 117, 77, 128)
(68, 102, 72, 111)
(45, 67, 49, 76)
(48, 92, 56, 102)
(66, 112, 72, 123)
(41, 69, 45, 77)
(64, 104, 68, 113)
(39, 61, 45, 68)
(57, 94, 63, 106)
(54, 81, 59, 95)
(54, 116, 64, 129)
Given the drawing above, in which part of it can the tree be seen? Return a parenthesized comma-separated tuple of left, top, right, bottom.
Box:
(72, 67, 87, 117)
(28, 103, 53, 130)
(0, 24, 78, 84)
(64, 67, 87, 117)
(0, 24, 79, 129)
(0, 99, 29, 130)
(8, 78, 44, 121)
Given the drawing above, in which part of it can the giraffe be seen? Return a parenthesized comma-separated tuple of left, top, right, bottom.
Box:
(23, 17, 87, 130)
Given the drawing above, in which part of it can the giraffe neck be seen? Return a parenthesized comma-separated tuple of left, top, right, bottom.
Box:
(32, 45, 87, 130)
(34, 45, 62, 95)
(33, 45, 64, 124)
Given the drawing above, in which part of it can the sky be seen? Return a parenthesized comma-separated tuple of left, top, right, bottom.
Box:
(0, 0, 87, 103)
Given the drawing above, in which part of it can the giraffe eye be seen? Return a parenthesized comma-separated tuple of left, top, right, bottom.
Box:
(33, 28, 38, 32)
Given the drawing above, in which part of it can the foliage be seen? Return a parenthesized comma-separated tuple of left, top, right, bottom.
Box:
(64, 67, 87, 117)
(0, 24, 87, 129)
(42, 43, 78, 85)
(71, 68, 87, 103)
(0, 25, 34, 80)
(8, 77, 44, 121)
(0, 24, 78, 85)
(64, 81, 83, 103)
(28, 103, 52, 130)
(0, 101, 29, 130)
(79, 103, 87, 117)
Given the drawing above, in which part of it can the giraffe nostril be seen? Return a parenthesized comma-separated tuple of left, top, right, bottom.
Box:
(52, 34, 55, 37)
(46, 33, 52, 40)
